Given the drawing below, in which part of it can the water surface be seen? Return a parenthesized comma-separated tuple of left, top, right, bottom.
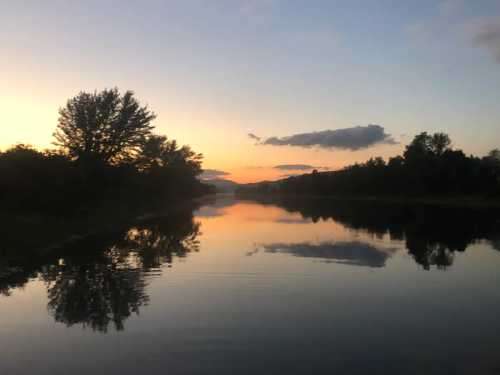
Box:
(1, 196, 500, 374)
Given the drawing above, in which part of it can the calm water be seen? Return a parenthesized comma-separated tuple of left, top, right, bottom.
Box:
(1, 196, 500, 375)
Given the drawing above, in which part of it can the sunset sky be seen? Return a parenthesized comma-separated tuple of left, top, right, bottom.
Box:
(1, 0, 500, 183)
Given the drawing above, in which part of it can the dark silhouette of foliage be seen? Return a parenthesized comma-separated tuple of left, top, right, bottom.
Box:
(136, 135, 201, 173)
(136, 135, 206, 198)
(237, 132, 500, 198)
(0, 144, 83, 212)
(54, 88, 155, 165)
(0, 89, 213, 215)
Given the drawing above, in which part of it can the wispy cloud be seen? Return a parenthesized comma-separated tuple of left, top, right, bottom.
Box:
(258, 125, 396, 151)
(467, 17, 500, 63)
(200, 169, 230, 180)
(247, 133, 261, 143)
(274, 164, 318, 171)
(245, 164, 329, 171)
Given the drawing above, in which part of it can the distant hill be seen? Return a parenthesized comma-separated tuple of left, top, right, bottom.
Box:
(203, 178, 241, 193)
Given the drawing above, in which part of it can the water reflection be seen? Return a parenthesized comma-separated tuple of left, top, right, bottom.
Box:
(2, 196, 500, 335)
(43, 248, 149, 332)
(0, 206, 200, 332)
(235, 196, 500, 269)
(258, 241, 395, 268)
(2, 197, 500, 374)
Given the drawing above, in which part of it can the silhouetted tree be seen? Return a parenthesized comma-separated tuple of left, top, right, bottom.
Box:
(136, 135, 202, 175)
(0, 89, 213, 214)
(403, 132, 451, 160)
(431, 133, 452, 156)
(54, 88, 155, 165)
(236, 132, 500, 198)
(0, 144, 83, 212)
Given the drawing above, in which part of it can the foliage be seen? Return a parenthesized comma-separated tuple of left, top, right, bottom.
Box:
(54, 88, 155, 165)
(237, 132, 500, 198)
(0, 89, 213, 214)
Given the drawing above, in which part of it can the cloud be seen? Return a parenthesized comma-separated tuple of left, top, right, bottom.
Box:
(247, 133, 261, 142)
(260, 125, 396, 151)
(274, 164, 317, 171)
(260, 240, 395, 268)
(468, 17, 500, 62)
(246, 164, 329, 171)
(200, 169, 230, 180)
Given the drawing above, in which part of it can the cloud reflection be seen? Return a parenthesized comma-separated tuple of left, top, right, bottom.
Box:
(260, 240, 395, 268)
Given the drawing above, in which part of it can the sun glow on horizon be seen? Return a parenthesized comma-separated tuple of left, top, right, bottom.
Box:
(2, 1, 500, 183)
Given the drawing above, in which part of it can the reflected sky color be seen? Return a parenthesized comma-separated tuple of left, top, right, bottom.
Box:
(1, 198, 500, 374)
(2, 1, 500, 182)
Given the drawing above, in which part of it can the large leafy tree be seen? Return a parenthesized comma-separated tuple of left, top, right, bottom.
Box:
(136, 135, 203, 176)
(403, 132, 452, 161)
(54, 88, 156, 165)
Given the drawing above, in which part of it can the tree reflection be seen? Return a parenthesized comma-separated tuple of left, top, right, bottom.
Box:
(0, 206, 200, 332)
(240, 196, 500, 270)
(123, 212, 200, 270)
(43, 251, 148, 332)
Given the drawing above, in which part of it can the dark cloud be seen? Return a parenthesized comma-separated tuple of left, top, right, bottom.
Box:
(261, 125, 396, 151)
(468, 18, 500, 62)
(261, 240, 395, 268)
(247, 165, 328, 171)
(200, 169, 230, 180)
(274, 164, 317, 171)
(248, 133, 261, 142)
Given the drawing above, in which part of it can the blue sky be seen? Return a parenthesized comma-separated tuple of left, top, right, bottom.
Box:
(1, 0, 499, 182)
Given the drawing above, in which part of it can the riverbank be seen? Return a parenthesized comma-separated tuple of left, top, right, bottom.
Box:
(0, 195, 211, 254)
(235, 192, 500, 209)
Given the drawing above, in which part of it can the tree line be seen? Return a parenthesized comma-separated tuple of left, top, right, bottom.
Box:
(237, 132, 500, 198)
(0, 88, 213, 214)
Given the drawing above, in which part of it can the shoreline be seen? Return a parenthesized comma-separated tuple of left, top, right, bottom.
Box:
(0, 194, 211, 254)
(234, 193, 500, 209)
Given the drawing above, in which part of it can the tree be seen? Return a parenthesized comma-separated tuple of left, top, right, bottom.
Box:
(487, 149, 500, 162)
(404, 132, 452, 161)
(54, 88, 155, 165)
(136, 135, 203, 176)
(431, 133, 452, 156)
(484, 149, 500, 190)
(403, 132, 433, 161)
